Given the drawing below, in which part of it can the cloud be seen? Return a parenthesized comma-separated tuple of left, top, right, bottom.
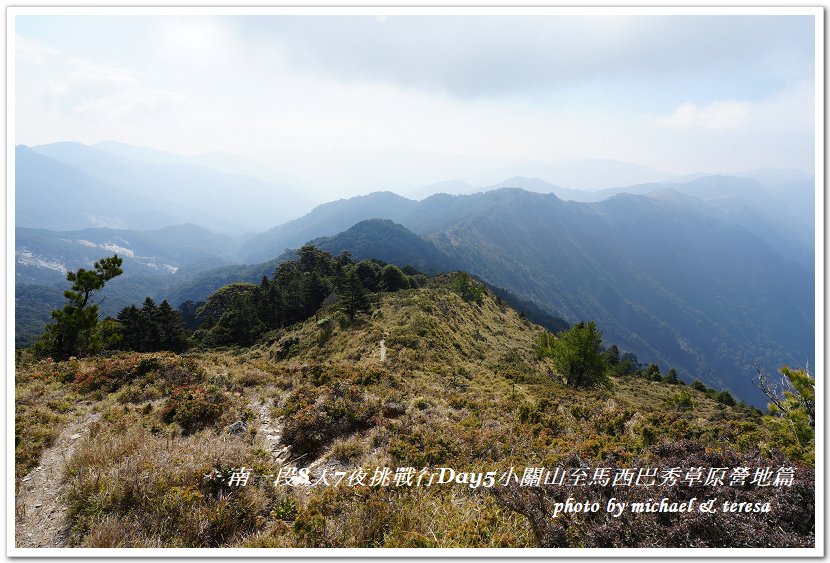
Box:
(642, 79, 814, 173)
(13, 15, 816, 185)
(65, 58, 139, 87)
(653, 80, 812, 134)
(16, 31, 192, 135)
(15, 34, 59, 65)
(156, 17, 237, 67)
(21, 50, 143, 112)
(654, 100, 752, 130)
(244, 15, 814, 100)
(71, 88, 191, 120)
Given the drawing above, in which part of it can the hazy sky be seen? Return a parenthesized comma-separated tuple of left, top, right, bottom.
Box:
(14, 12, 816, 194)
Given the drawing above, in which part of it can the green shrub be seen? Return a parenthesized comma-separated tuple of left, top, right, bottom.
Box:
(667, 390, 694, 411)
(537, 322, 608, 388)
(412, 397, 431, 410)
(272, 495, 299, 522)
(448, 272, 486, 304)
(690, 380, 708, 392)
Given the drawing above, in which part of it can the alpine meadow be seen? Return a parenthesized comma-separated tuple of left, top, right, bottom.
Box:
(12, 10, 820, 553)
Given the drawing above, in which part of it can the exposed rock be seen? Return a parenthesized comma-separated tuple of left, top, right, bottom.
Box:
(228, 420, 248, 435)
(382, 401, 406, 418)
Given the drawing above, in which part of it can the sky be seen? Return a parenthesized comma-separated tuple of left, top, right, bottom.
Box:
(14, 12, 817, 197)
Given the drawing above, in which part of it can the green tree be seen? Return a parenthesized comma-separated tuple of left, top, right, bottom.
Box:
(755, 365, 814, 462)
(691, 380, 708, 392)
(255, 276, 282, 329)
(197, 283, 265, 347)
(610, 350, 638, 377)
(274, 262, 308, 325)
(116, 304, 142, 350)
(139, 297, 163, 351)
(603, 344, 620, 366)
(715, 390, 736, 406)
(644, 363, 662, 381)
(306, 270, 332, 312)
(539, 321, 608, 388)
(665, 368, 680, 384)
(381, 264, 410, 292)
(341, 267, 371, 321)
(208, 293, 265, 346)
(196, 283, 260, 325)
(667, 389, 694, 411)
(177, 300, 202, 330)
(35, 255, 123, 360)
(115, 297, 189, 353)
(354, 260, 383, 292)
(156, 300, 190, 352)
(449, 271, 485, 304)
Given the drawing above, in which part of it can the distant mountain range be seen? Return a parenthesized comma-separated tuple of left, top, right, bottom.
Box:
(231, 189, 813, 405)
(13, 141, 815, 406)
(16, 146, 183, 231)
(16, 224, 240, 286)
(485, 158, 672, 191)
(241, 191, 418, 263)
(410, 174, 813, 269)
(17, 143, 317, 233)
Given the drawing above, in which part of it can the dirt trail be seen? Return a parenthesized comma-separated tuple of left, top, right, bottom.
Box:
(15, 409, 100, 549)
(254, 395, 289, 463)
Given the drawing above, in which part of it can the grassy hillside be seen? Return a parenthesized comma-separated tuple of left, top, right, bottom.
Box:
(414, 189, 812, 406)
(14, 281, 813, 548)
(230, 187, 813, 407)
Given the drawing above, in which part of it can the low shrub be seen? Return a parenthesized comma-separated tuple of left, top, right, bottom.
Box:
(494, 442, 814, 548)
(159, 385, 228, 434)
(280, 382, 379, 456)
(666, 389, 695, 411)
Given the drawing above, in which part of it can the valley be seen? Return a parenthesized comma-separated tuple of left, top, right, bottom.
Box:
(15, 153, 815, 407)
(12, 11, 819, 553)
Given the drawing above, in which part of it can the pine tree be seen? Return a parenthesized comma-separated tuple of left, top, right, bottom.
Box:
(157, 300, 189, 352)
(116, 304, 142, 350)
(196, 283, 265, 346)
(604, 344, 620, 366)
(35, 255, 123, 360)
(140, 297, 163, 351)
(209, 293, 265, 346)
(341, 267, 371, 321)
(539, 321, 608, 388)
(255, 276, 282, 329)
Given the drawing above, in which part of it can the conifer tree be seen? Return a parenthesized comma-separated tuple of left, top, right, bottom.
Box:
(341, 267, 371, 321)
(36, 255, 123, 360)
(540, 321, 608, 388)
(156, 299, 190, 352)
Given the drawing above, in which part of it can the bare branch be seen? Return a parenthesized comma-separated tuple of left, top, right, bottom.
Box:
(752, 363, 788, 414)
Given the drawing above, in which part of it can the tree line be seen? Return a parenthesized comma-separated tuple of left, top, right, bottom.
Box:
(34, 247, 425, 359)
(31, 250, 814, 459)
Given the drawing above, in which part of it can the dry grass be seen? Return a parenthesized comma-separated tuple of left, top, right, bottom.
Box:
(64, 414, 277, 547)
(15, 354, 83, 479)
(15, 286, 798, 548)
